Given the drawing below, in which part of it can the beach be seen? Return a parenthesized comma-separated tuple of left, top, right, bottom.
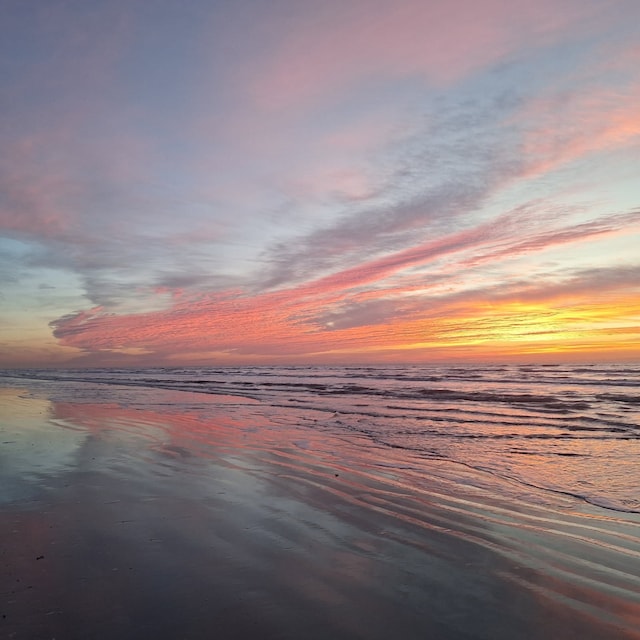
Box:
(1, 367, 639, 639)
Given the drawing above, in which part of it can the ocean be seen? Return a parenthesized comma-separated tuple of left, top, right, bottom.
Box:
(1, 363, 639, 638)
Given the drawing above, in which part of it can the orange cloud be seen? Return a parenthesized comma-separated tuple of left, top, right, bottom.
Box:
(49, 255, 640, 365)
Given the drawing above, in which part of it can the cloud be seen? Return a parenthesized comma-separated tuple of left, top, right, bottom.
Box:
(458, 209, 640, 269)
(518, 82, 640, 178)
(2, 0, 639, 366)
(47, 199, 640, 363)
(245, 0, 602, 110)
(255, 87, 529, 290)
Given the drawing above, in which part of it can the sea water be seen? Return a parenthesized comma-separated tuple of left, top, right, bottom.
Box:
(1, 363, 639, 639)
(2, 363, 638, 513)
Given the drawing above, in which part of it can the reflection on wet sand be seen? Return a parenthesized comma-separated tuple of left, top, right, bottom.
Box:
(1, 386, 639, 639)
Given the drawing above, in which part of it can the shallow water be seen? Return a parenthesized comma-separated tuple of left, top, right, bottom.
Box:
(1, 366, 639, 639)
(3, 364, 639, 512)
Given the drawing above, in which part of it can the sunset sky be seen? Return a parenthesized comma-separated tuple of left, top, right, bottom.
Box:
(1, 0, 639, 367)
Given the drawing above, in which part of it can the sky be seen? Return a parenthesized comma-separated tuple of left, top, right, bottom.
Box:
(1, 0, 639, 368)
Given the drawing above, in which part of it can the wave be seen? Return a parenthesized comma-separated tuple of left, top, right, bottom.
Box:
(2, 364, 639, 515)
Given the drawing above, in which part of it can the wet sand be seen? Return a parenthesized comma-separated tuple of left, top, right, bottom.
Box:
(1, 385, 639, 639)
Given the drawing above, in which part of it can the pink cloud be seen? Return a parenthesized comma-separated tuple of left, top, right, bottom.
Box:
(48, 200, 640, 363)
(0, 131, 153, 243)
(247, 0, 599, 110)
(457, 210, 640, 269)
(49, 260, 640, 364)
(0, 171, 76, 239)
(514, 43, 640, 178)
(521, 94, 640, 177)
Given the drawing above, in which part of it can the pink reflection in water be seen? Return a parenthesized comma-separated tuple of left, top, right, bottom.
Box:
(1, 385, 639, 640)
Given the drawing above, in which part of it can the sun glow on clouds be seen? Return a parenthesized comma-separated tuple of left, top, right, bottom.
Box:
(1, 0, 639, 367)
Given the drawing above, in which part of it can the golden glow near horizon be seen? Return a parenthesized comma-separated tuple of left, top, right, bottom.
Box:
(1, 0, 639, 367)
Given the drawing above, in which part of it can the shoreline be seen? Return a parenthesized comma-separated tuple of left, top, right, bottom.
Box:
(1, 383, 639, 639)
